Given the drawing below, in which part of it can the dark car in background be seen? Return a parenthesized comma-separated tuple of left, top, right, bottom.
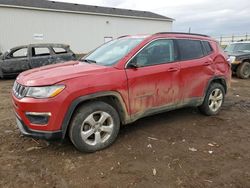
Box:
(225, 41, 250, 79)
(0, 44, 76, 78)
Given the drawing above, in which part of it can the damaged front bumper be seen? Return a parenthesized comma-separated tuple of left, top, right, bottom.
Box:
(15, 114, 63, 140)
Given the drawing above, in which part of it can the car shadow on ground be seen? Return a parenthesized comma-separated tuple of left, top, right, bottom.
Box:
(41, 107, 202, 154)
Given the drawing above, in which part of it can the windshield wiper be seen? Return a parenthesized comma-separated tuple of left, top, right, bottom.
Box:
(81, 59, 97, 64)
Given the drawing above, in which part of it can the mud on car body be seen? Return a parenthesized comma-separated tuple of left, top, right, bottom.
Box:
(12, 32, 231, 152)
(0, 43, 76, 78)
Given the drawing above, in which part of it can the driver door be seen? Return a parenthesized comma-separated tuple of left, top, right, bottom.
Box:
(1, 47, 30, 74)
(125, 39, 181, 118)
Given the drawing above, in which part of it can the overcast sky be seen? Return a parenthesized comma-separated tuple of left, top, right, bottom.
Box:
(54, 0, 250, 37)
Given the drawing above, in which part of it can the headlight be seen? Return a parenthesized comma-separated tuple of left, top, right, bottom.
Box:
(26, 85, 65, 99)
(229, 56, 236, 63)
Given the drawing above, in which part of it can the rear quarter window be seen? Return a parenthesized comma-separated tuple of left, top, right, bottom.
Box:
(53, 47, 68, 54)
(202, 41, 213, 55)
(176, 39, 204, 60)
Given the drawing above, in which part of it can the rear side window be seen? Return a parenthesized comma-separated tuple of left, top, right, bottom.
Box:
(53, 47, 67, 54)
(202, 41, 213, 55)
(32, 47, 51, 57)
(176, 39, 204, 60)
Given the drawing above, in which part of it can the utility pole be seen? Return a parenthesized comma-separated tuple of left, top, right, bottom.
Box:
(188, 27, 191, 33)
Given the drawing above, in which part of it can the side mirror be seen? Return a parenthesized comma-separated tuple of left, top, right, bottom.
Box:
(128, 53, 148, 68)
(3, 54, 9, 60)
(128, 58, 139, 68)
(129, 61, 138, 68)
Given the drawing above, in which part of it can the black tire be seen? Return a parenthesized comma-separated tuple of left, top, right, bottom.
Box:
(199, 83, 225, 116)
(69, 101, 120, 153)
(0, 68, 3, 79)
(236, 61, 250, 79)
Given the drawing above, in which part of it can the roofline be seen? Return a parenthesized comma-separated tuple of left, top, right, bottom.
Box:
(231, 41, 250, 43)
(0, 4, 174, 22)
(155, 32, 209, 37)
(29, 43, 70, 47)
(8, 43, 70, 49)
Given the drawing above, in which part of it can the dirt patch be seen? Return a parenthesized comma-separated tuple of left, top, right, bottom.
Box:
(0, 78, 250, 187)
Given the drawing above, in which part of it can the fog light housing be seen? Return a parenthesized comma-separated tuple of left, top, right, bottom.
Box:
(25, 112, 51, 125)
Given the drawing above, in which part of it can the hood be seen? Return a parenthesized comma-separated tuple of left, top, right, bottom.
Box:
(17, 61, 111, 86)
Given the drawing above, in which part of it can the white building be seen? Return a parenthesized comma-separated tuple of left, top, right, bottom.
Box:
(0, 0, 173, 53)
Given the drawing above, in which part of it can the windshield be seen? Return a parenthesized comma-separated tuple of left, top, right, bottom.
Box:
(82, 37, 145, 66)
(225, 43, 250, 53)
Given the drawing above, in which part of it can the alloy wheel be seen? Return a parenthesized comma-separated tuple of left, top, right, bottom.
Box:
(80, 111, 114, 146)
(208, 88, 223, 112)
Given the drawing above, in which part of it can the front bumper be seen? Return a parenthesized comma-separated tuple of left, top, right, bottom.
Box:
(15, 114, 63, 140)
(12, 89, 69, 131)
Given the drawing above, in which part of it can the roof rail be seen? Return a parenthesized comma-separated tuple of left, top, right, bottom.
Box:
(155, 32, 210, 37)
(118, 35, 130, 38)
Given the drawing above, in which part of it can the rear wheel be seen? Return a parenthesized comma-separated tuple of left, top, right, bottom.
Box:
(199, 83, 225, 116)
(236, 61, 250, 79)
(69, 101, 120, 152)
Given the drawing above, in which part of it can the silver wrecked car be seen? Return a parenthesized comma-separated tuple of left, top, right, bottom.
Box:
(0, 43, 76, 78)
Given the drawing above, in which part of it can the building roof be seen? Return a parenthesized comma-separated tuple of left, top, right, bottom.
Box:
(0, 0, 174, 21)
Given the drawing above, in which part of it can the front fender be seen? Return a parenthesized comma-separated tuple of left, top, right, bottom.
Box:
(60, 91, 129, 138)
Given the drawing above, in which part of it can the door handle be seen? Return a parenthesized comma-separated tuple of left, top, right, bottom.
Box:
(167, 67, 179, 72)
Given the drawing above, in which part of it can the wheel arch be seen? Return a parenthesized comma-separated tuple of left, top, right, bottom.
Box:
(241, 58, 250, 63)
(61, 91, 129, 138)
(204, 76, 228, 97)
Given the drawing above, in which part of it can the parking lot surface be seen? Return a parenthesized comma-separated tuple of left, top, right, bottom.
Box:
(0, 78, 249, 187)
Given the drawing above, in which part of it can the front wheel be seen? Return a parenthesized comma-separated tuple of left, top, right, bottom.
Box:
(69, 101, 120, 152)
(199, 83, 225, 116)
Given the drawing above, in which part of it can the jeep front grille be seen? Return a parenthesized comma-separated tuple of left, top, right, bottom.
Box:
(13, 81, 28, 99)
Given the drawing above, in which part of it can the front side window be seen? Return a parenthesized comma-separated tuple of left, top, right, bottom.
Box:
(82, 37, 145, 66)
(177, 39, 204, 60)
(10, 48, 28, 58)
(131, 39, 175, 67)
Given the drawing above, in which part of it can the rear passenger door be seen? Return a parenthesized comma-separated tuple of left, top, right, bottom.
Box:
(29, 47, 54, 68)
(2, 47, 30, 74)
(176, 39, 214, 101)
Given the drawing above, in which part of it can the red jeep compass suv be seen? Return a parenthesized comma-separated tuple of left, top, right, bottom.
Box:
(12, 32, 231, 152)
